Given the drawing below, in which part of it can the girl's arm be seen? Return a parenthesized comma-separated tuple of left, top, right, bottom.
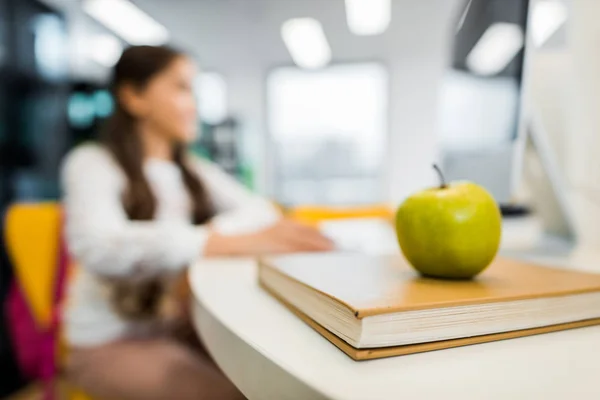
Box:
(62, 146, 332, 278)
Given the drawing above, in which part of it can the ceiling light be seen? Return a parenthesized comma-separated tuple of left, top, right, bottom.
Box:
(466, 23, 524, 76)
(345, 0, 391, 36)
(531, 0, 568, 47)
(87, 34, 123, 67)
(82, 0, 169, 45)
(281, 18, 331, 70)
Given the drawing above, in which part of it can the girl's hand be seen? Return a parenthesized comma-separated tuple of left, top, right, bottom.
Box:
(205, 219, 335, 257)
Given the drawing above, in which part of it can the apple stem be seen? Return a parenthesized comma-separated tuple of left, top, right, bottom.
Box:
(433, 164, 447, 189)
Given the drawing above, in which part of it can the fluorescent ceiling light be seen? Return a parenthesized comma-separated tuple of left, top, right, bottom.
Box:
(82, 0, 169, 45)
(345, 0, 391, 36)
(87, 34, 123, 67)
(466, 23, 524, 76)
(281, 18, 332, 70)
(531, 0, 567, 47)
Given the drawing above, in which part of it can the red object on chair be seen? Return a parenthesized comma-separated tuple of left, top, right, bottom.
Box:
(4, 203, 69, 400)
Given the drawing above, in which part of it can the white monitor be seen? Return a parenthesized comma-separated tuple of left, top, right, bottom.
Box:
(520, 110, 577, 241)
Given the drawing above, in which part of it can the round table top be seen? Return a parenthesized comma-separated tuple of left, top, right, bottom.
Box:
(190, 253, 600, 400)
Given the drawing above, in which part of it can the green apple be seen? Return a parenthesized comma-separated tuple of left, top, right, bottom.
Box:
(395, 165, 502, 279)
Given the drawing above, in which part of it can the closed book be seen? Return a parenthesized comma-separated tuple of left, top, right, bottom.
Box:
(258, 252, 600, 360)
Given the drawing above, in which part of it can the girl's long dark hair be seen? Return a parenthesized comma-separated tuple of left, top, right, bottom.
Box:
(103, 45, 213, 223)
(103, 45, 214, 320)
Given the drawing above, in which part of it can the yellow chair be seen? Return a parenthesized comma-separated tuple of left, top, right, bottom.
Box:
(287, 204, 394, 226)
(4, 202, 93, 400)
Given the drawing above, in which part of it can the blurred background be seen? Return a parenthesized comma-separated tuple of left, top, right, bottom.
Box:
(3, 0, 600, 396)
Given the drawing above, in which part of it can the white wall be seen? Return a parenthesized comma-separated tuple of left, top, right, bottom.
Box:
(385, 0, 461, 205)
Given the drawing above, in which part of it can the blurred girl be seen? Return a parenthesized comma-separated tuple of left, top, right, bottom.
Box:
(61, 45, 333, 400)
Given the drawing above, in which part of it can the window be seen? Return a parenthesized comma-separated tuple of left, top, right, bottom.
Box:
(267, 63, 388, 205)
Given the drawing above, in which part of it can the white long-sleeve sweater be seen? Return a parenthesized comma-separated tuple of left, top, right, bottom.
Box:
(61, 144, 279, 346)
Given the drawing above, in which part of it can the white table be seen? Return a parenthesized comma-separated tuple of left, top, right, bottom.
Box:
(190, 219, 600, 400)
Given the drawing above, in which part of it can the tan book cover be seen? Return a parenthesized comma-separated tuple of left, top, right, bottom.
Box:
(259, 253, 600, 318)
(258, 253, 600, 360)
